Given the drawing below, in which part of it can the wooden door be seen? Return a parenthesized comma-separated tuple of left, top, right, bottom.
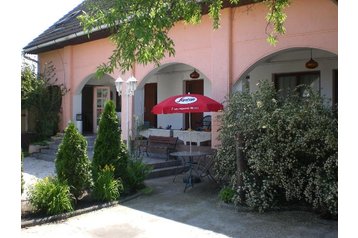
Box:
(93, 86, 110, 133)
(144, 83, 157, 128)
(82, 85, 93, 134)
(185, 80, 203, 130)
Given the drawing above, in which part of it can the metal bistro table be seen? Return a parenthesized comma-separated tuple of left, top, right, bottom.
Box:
(170, 151, 210, 192)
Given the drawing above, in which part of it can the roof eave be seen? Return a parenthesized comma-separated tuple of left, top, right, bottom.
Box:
(23, 25, 111, 54)
(23, 0, 258, 54)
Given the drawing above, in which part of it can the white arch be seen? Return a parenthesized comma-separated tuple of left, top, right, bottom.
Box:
(133, 62, 212, 131)
(72, 73, 117, 128)
(233, 47, 338, 96)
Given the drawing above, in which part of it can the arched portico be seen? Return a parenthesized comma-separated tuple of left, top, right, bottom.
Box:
(132, 62, 219, 147)
(232, 47, 338, 106)
(72, 73, 119, 134)
(134, 62, 212, 131)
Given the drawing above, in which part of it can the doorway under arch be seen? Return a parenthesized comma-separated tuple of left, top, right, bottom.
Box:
(73, 74, 119, 134)
(134, 62, 213, 132)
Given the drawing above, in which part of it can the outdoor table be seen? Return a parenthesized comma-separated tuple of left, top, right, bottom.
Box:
(170, 151, 210, 192)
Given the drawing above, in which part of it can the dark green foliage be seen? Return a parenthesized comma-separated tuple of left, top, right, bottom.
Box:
(93, 164, 123, 202)
(28, 176, 74, 215)
(125, 157, 153, 193)
(218, 187, 235, 204)
(55, 122, 93, 200)
(79, 0, 290, 75)
(92, 101, 129, 186)
(215, 80, 338, 215)
(21, 62, 68, 138)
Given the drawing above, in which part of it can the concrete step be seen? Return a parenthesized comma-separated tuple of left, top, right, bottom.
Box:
(31, 133, 96, 162)
(147, 159, 182, 169)
(33, 153, 56, 162)
(34, 151, 94, 162)
(146, 165, 189, 180)
(145, 157, 190, 179)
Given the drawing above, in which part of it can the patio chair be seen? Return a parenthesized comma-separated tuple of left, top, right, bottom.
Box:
(195, 152, 217, 183)
(172, 156, 190, 183)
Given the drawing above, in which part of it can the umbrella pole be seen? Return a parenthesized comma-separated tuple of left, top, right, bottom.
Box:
(189, 113, 192, 153)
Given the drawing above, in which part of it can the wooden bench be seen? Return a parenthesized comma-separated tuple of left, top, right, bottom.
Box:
(140, 135, 178, 160)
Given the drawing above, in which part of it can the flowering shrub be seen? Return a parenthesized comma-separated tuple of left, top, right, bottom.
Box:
(215, 80, 337, 216)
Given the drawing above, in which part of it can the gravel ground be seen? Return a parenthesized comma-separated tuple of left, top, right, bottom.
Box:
(22, 156, 56, 201)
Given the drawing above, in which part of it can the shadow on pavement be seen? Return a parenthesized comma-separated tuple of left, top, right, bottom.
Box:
(122, 174, 338, 238)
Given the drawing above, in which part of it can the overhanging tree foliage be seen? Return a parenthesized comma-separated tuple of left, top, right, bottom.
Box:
(78, 0, 290, 76)
(21, 62, 69, 138)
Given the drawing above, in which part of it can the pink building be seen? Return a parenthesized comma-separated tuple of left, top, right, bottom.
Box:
(23, 0, 338, 148)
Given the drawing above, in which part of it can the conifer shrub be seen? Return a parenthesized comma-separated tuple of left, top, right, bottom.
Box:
(28, 176, 74, 215)
(55, 122, 93, 200)
(215, 80, 338, 216)
(92, 101, 129, 189)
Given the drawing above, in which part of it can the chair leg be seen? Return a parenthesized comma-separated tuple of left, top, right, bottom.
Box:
(172, 157, 185, 183)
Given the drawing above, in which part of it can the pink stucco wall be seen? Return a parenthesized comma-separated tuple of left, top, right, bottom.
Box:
(38, 0, 337, 147)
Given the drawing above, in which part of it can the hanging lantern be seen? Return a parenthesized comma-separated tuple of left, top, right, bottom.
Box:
(305, 49, 319, 69)
(190, 69, 200, 79)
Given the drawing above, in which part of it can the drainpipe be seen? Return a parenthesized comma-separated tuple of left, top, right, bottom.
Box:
(22, 53, 38, 64)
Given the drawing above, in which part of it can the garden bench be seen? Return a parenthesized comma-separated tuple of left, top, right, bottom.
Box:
(140, 135, 178, 160)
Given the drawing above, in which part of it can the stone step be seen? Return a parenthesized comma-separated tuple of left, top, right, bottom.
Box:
(34, 151, 94, 162)
(47, 140, 63, 149)
(33, 153, 56, 162)
(146, 159, 182, 169)
(146, 165, 189, 180)
(39, 148, 57, 156)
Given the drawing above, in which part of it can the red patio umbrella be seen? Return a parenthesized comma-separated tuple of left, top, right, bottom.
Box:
(151, 93, 223, 152)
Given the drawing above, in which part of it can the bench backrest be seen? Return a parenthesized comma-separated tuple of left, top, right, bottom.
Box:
(148, 135, 178, 146)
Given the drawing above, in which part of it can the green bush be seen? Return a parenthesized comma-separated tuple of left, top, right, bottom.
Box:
(28, 176, 74, 215)
(93, 164, 123, 202)
(21, 62, 68, 138)
(92, 101, 129, 186)
(55, 122, 93, 200)
(125, 157, 153, 193)
(215, 80, 338, 216)
(218, 187, 236, 204)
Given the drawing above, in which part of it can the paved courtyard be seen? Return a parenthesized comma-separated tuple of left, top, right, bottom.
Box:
(21, 156, 338, 238)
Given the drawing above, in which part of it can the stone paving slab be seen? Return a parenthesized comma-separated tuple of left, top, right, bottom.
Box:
(21, 173, 338, 238)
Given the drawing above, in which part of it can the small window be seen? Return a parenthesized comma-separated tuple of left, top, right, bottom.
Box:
(274, 71, 320, 97)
